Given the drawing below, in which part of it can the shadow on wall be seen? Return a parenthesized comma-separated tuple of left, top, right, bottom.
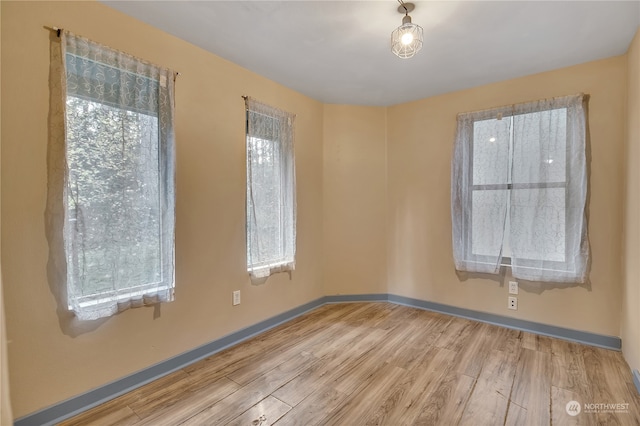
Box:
(456, 269, 591, 295)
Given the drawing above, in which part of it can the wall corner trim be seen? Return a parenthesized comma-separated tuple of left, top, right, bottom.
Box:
(15, 293, 622, 425)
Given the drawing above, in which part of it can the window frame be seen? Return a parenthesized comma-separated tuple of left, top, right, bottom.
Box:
(463, 109, 571, 272)
(452, 94, 589, 282)
(61, 32, 176, 318)
(245, 100, 296, 279)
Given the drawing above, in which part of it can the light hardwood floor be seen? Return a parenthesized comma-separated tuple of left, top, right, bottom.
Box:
(60, 302, 640, 425)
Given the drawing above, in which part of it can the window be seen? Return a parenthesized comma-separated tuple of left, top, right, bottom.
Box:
(452, 94, 589, 283)
(245, 98, 296, 280)
(62, 32, 176, 320)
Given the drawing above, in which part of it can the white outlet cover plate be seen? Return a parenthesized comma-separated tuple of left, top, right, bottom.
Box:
(509, 281, 519, 295)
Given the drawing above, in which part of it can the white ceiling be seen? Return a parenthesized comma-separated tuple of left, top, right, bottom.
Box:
(101, 1, 640, 106)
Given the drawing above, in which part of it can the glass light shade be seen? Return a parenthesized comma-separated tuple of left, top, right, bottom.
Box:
(391, 21, 423, 59)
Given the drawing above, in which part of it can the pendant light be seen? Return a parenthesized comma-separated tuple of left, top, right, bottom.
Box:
(391, 1, 424, 59)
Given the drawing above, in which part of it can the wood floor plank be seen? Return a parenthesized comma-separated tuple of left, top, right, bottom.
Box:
(340, 303, 393, 328)
(59, 303, 640, 426)
(551, 386, 595, 426)
(583, 346, 640, 425)
(58, 400, 140, 426)
(412, 371, 475, 425)
(373, 302, 420, 331)
(385, 339, 432, 372)
(434, 316, 479, 352)
(459, 349, 517, 425)
(225, 321, 344, 385)
(305, 323, 361, 359)
(182, 303, 363, 381)
(134, 377, 240, 426)
(358, 345, 444, 426)
(224, 395, 291, 426)
(330, 325, 418, 396)
(127, 370, 195, 419)
(509, 348, 552, 425)
(354, 302, 398, 329)
(492, 326, 522, 355)
(450, 322, 496, 378)
(551, 338, 591, 393)
(521, 331, 553, 353)
(180, 352, 317, 425)
(460, 385, 508, 426)
(408, 311, 454, 348)
(182, 326, 302, 377)
(272, 387, 348, 426)
(379, 346, 457, 425)
(624, 380, 640, 424)
(271, 327, 386, 406)
(504, 401, 528, 426)
(385, 313, 452, 371)
(322, 363, 407, 426)
(184, 320, 321, 390)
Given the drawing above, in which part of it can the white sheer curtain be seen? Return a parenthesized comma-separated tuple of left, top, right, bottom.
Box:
(452, 94, 589, 283)
(59, 32, 176, 320)
(246, 98, 296, 281)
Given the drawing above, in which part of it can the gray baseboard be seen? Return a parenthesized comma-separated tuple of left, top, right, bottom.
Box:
(15, 293, 622, 425)
(324, 293, 388, 303)
(385, 294, 621, 350)
(633, 369, 640, 395)
(14, 296, 327, 426)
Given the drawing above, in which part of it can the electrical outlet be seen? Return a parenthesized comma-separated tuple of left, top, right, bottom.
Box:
(509, 281, 519, 295)
(508, 296, 518, 310)
(232, 290, 241, 306)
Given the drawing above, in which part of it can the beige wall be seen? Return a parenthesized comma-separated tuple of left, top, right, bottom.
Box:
(1, 1, 323, 418)
(387, 56, 627, 336)
(0, 1, 12, 419)
(2, 0, 638, 421)
(1, 277, 11, 426)
(622, 29, 640, 375)
(323, 105, 387, 295)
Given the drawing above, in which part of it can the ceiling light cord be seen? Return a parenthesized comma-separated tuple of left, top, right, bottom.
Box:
(398, 0, 408, 15)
